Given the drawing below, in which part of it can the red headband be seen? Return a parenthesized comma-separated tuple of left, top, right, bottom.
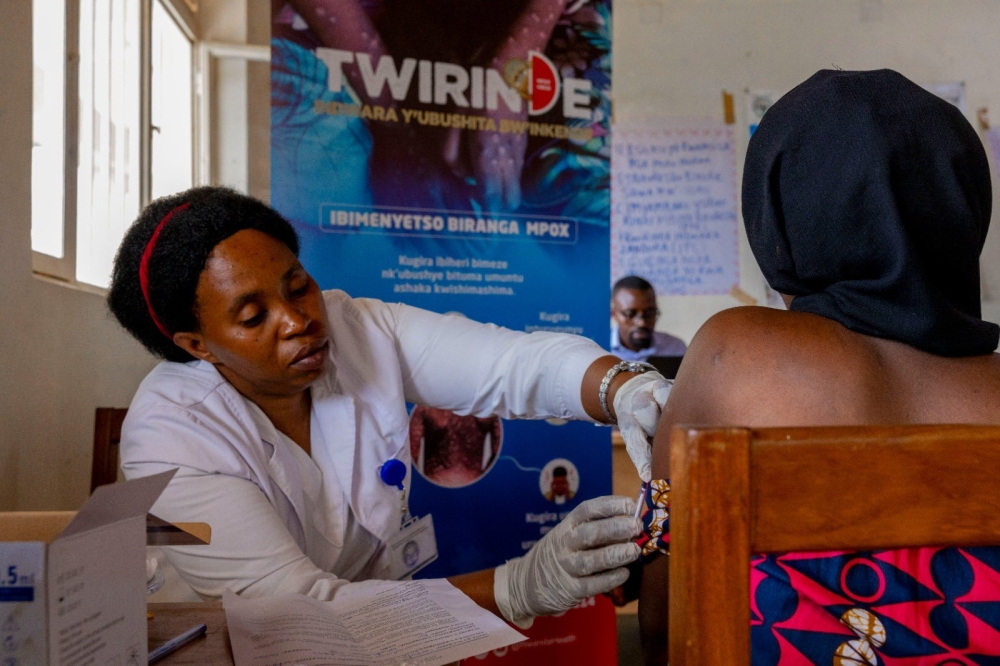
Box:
(139, 202, 190, 339)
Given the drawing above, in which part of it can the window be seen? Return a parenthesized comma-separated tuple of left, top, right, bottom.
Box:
(31, 0, 67, 262)
(75, 0, 141, 288)
(150, 0, 193, 200)
(31, 0, 194, 290)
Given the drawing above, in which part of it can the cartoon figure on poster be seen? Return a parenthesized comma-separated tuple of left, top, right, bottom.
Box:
(271, 0, 611, 223)
(540, 458, 579, 505)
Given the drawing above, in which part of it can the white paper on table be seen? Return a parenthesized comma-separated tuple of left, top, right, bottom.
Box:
(224, 578, 526, 666)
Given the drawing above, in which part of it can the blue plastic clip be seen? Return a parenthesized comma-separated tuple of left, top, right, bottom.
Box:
(379, 459, 406, 490)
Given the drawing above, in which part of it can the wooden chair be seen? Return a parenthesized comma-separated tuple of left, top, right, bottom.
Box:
(668, 424, 1000, 665)
(91, 407, 128, 493)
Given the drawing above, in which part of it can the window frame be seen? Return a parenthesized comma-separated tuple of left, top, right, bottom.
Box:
(193, 40, 270, 189)
(150, 0, 197, 201)
(31, 0, 197, 292)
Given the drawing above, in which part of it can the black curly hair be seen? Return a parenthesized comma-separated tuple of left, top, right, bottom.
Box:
(107, 187, 300, 362)
(612, 275, 654, 296)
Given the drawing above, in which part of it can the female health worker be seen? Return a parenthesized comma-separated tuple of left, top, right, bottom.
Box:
(108, 187, 669, 627)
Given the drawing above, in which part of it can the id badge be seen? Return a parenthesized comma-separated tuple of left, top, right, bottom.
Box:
(385, 514, 438, 580)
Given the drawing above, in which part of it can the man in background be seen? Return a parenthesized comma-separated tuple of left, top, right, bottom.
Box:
(610, 276, 687, 361)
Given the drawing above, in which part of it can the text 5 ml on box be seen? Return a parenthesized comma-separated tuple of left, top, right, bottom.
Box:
(0, 470, 175, 666)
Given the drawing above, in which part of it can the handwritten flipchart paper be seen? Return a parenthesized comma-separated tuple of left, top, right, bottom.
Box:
(611, 119, 740, 296)
(987, 129, 1000, 180)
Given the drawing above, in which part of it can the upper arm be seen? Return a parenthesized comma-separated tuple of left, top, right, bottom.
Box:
(640, 307, 858, 658)
(640, 308, 769, 662)
(650, 308, 762, 478)
(644, 303, 859, 482)
(648, 306, 839, 478)
(392, 303, 604, 419)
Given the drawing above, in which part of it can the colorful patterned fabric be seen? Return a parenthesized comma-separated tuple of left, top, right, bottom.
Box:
(752, 548, 1000, 665)
(638, 480, 1000, 664)
(637, 479, 671, 557)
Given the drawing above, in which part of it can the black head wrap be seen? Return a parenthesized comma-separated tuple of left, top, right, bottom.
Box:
(743, 69, 997, 357)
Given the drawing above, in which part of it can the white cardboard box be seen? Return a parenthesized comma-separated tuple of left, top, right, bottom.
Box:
(0, 470, 175, 666)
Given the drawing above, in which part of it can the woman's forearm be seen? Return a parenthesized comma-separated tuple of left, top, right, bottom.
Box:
(448, 568, 500, 617)
(579, 355, 645, 423)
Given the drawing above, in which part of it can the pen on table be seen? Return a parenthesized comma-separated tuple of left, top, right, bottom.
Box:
(148, 623, 207, 664)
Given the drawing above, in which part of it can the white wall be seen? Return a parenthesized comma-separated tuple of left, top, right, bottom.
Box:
(0, 0, 270, 512)
(0, 3, 158, 511)
(204, 0, 271, 201)
(613, 0, 1000, 344)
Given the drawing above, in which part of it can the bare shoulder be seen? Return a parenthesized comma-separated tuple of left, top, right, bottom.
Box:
(682, 305, 801, 363)
(681, 306, 853, 374)
(664, 307, 864, 427)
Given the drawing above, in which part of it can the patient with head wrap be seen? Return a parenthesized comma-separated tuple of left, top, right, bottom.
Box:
(636, 69, 1000, 664)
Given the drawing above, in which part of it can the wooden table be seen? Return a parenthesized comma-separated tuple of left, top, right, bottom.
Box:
(148, 602, 233, 665)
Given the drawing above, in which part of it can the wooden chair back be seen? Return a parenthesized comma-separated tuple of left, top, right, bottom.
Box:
(668, 424, 1000, 665)
(91, 407, 128, 493)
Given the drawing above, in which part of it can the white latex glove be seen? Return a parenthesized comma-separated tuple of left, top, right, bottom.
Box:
(494, 496, 641, 628)
(613, 372, 672, 482)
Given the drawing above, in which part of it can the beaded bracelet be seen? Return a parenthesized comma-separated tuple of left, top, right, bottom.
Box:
(598, 360, 656, 424)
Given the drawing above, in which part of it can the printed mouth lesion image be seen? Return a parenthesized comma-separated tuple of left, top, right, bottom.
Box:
(409, 406, 503, 488)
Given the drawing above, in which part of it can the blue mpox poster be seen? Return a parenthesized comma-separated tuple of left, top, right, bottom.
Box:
(271, 2, 616, 661)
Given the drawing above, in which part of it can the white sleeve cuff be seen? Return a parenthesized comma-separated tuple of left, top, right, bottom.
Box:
(493, 561, 535, 630)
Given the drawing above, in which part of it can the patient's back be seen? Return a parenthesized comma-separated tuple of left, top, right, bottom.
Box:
(642, 304, 1000, 663)
(654, 305, 1000, 471)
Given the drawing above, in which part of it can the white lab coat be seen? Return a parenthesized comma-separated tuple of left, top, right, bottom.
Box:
(121, 291, 605, 601)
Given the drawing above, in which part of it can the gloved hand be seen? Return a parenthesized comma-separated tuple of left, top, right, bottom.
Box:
(494, 496, 641, 628)
(613, 372, 672, 482)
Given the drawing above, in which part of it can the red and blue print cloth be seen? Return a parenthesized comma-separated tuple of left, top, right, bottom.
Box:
(639, 480, 1000, 664)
